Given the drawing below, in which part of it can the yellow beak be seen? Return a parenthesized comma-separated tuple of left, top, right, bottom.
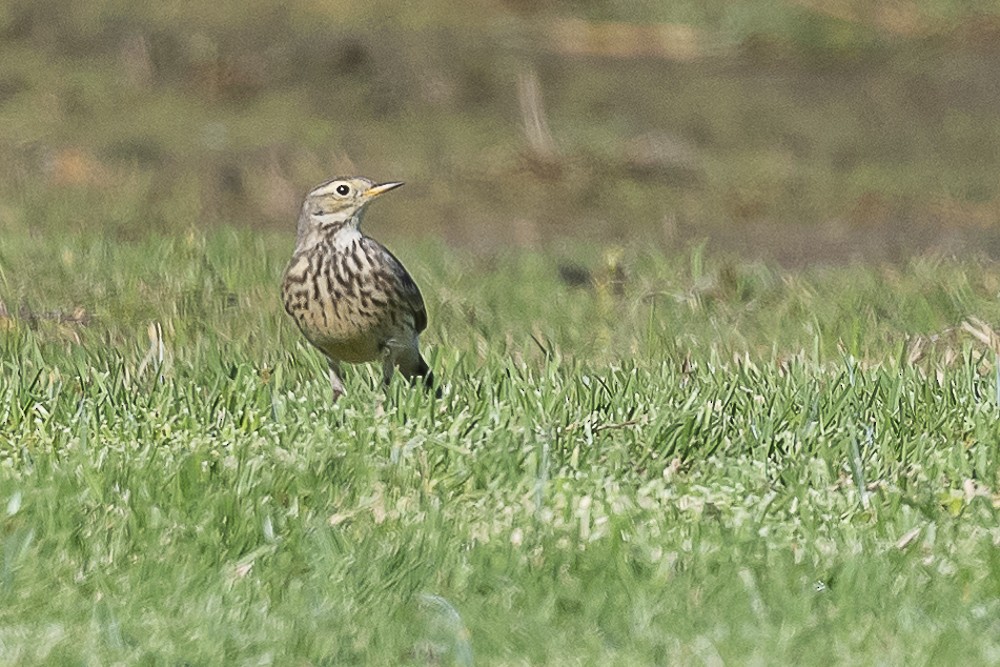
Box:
(364, 181, 405, 198)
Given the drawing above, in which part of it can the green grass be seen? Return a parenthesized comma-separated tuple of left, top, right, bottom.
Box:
(4, 229, 1000, 664)
(5, 2, 1000, 663)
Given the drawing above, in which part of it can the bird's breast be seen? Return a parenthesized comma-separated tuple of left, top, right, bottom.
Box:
(282, 244, 409, 363)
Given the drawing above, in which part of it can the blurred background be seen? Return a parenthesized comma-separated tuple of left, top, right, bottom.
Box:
(3, 0, 1000, 264)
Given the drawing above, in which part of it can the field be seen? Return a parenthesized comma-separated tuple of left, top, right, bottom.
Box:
(6, 0, 1000, 665)
(4, 231, 1000, 664)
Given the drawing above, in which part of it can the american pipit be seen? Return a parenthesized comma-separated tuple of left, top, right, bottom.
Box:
(282, 177, 434, 402)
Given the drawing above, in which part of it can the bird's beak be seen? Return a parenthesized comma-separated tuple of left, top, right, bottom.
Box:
(364, 181, 404, 199)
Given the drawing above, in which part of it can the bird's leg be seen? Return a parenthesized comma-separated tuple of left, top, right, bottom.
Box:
(327, 360, 346, 403)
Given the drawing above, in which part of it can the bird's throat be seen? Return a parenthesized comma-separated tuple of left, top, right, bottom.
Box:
(329, 225, 363, 249)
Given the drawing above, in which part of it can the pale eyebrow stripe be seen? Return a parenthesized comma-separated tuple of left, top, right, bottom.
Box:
(310, 180, 345, 197)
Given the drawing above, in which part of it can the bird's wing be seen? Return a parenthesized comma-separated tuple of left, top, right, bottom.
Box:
(364, 238, 428, 334)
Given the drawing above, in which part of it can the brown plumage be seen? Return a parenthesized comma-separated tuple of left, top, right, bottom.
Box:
(282, 177, 434, 401)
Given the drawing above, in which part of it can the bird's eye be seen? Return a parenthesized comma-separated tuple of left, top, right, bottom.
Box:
(335, 184, 351, 196)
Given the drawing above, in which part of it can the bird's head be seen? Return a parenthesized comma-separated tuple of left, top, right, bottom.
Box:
(298, 177, 404, 241)
(303, 177, 402, 228)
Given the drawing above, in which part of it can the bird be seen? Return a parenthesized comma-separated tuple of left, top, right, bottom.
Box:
(281, 177, 435, 402)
